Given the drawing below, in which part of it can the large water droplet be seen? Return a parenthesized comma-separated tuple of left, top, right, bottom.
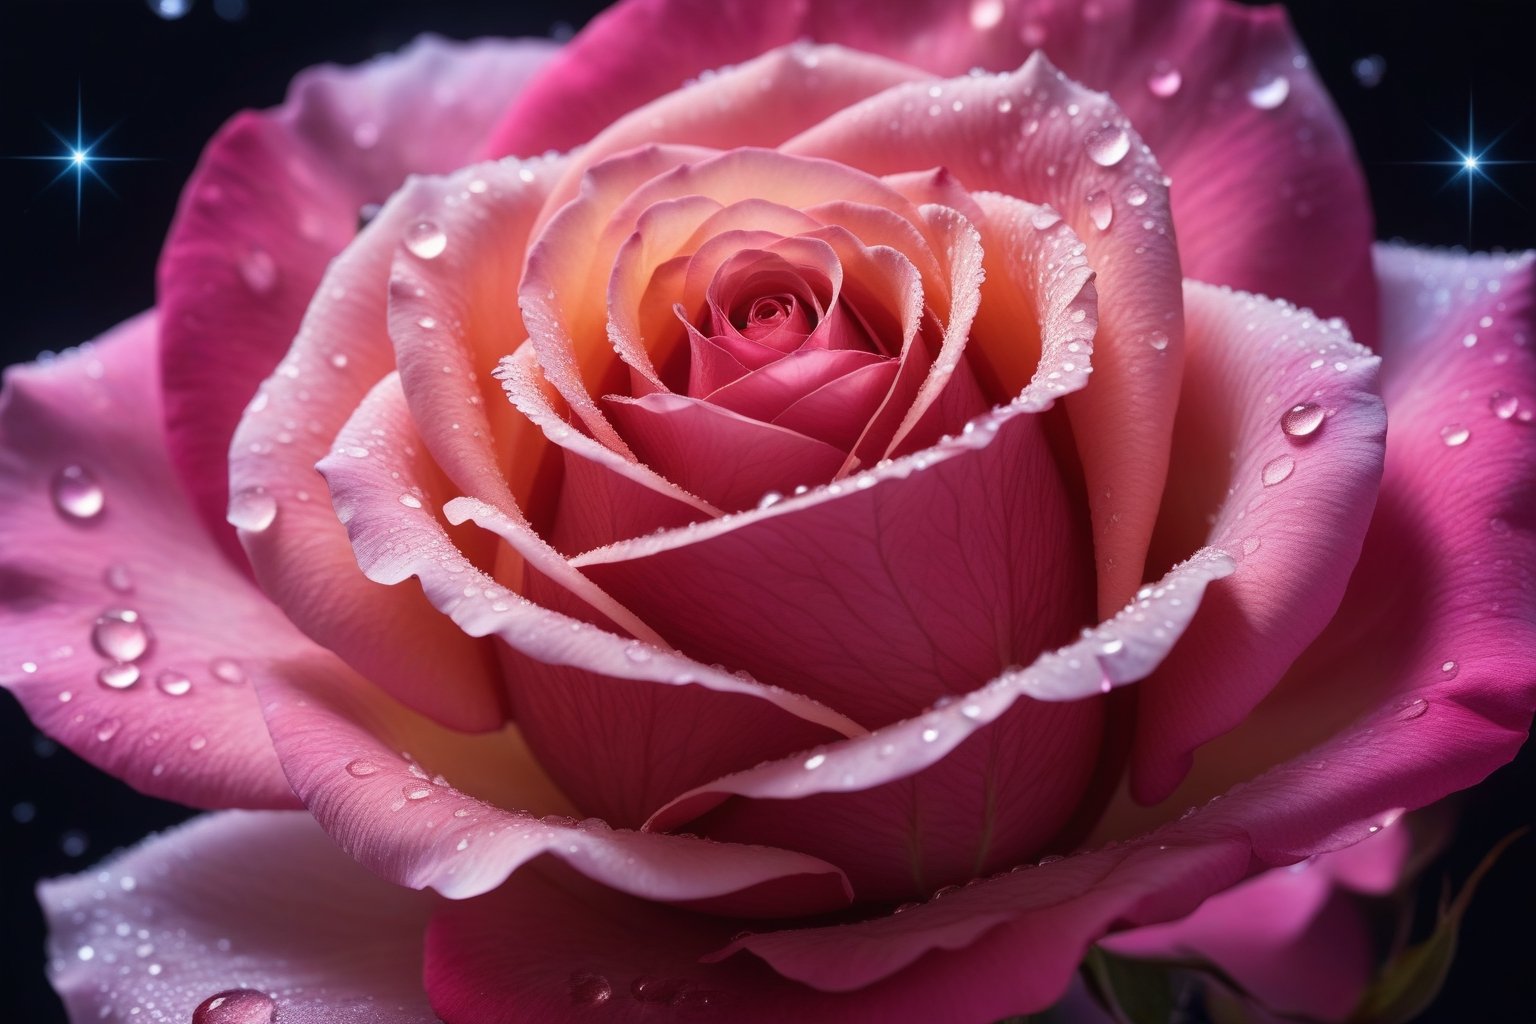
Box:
(97, 662, 140, 691)
(1146, 330, 1169, 351)
(1440, 423, 1470, 447)
(226, 487, 277, 533)
(1248, 74, 1291, 110)
(239, 247, 278, 295)
(405, 220, 447, 260)
(1280, 402, 1325, 438)
(193, 989, 276, 1024)
(568, 971, 613, 1007)
(1261, 454, 1295, 487)
(52, 465, 104, 521)
(92, 609, 152, 662)
(1084, 125, 1130, 167)
(1490, 391, 1519, 420)
(1146, 62, 1182, 98)
(155, 669, 193, 697)
(1085, 190, 1114, 231)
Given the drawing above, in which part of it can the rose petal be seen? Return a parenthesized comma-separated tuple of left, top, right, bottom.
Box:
(1130, 282, 1387, 803)
(319, 374, 868, 828)
(0, 314, 294, 808)
(787, 54, 1182, 615)
(254, 652, 853, 917)
(160, 36, 556, 559)
(228, 173, 505, 733)
(646, 549, 1234, 900)
(41, 811, 438, 1024)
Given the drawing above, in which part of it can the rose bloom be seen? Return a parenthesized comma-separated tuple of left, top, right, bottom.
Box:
(4, 0, 1534, 1021)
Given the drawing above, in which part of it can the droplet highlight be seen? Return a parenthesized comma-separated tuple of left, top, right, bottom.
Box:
(1489, 391, 1519, 420)
(155, 669, 193, 697)
(97, 662, 140, 691)
(1247, 74, 1291, 110)
(1280, 402, 1325, 438)
(1084, 125, 1130, 167)
(1146, 62, 1182, 98)
(192, 989, 276, 1024)
(1261, 454, 1295, 487)
(92, 609, 152, 662)
(405, 220, 447, 260)
(1440, 423, 1470, 447)
(226, 487, 277, 533)
(52, 465, 105, 521)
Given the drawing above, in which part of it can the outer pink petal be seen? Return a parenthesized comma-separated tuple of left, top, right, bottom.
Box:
(0, 314, 293, 808)
(227, 172, 504, 733)
(159, 36, 557, 559)
(489, 0, 1375, 340)
(423, 839, 1245, 1024)
(786, 54, 1182, 614)
(40, 811, 438, 1024)
(1098, 244, 1535, 873)
(253, 651, 854, 918)
(1104, 822, 1409, 1021)
(319, 374, 867, 829)
(1130, 283, 1387, 803)
(646, 550, 1234, 901)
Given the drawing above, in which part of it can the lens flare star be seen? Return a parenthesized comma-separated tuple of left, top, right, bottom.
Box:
(1406, 97, 1531, 242)
(4, 89, 150, 235)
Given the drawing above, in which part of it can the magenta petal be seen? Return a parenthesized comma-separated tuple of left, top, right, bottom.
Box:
(0, 314, 293, 808)
(41, 811, 438, 1024)
(1130, 283, 1387, 803)
(159, 36, 556, 558)
(646, 550, 1233, 900)
(606, 392, 848, 512)
(254, 654, 853, 917)
(770, 359, 902, 451)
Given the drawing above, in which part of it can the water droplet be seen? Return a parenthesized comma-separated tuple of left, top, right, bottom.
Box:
(568, 971, 612, 1007)
(210, 657, 245, 685)
(803, 754, 826, 770)
(1490, 391, 1519, 420)
(1146, 61, 1182, 98)
(1261, 454, 1295, 487)
(1242, 536, 1262, 555)
(969, 0, 1004, 30)
(403, 784, 432, 800)
(147, 0, 192, 20)
(1393, 697, 1429, 722)
(1440, 659, 1459, 678)
(921, 727, 940, 743)
(398, 492, 423, 509)
(405, 220, 447, 259)
(226, 487, 277, 533)
(92, 609, 152, 662)
(239, 247, 278, 295)
(1124, 183, 1149, 207)
(1099, 638, 1124, 655)
(1440, 423, 1470, 447)
(189, 734, 208, 751)
(52, 465, 105, 521)
(1280, 402, 1325, 438)
(1084, 124, 1130, 167)
(756, 490, 784, 510)
(1085, 190, 1114, 231)
(1029, 207, 1062, 231)
(94, 717, 122, 742)
(1146, 330, 1169, 351)
(155, 669, 192, 697)
(1462, 332, 1478, 348)
(103, 564, 134, 594)
(630, 976, 687, 1004)
(1247, 74, 1290, 110)
(1351, 54, 1386, 89)
(192, 989, 276, 1024)
(623, 642, 651, 663)
(345, 758, 378, 778)
(329, 352, 349, 369)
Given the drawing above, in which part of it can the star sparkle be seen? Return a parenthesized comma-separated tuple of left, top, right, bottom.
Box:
(1405, 96, 1531, 242)
(5, 88, 150, 235)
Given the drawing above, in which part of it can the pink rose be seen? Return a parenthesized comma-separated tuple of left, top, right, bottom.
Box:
(5, 2, 1533, 1022)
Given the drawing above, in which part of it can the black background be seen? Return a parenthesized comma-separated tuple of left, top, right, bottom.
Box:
(1, 1, 1533, 1022)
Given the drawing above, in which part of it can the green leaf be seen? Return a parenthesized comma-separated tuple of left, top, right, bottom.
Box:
(1349, 827, 1528, 1024)
(1083, 947, 1180, 1024)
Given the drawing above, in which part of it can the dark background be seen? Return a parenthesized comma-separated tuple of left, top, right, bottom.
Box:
(1, 1, 1532, 1022)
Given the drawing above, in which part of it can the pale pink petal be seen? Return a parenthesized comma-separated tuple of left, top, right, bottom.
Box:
(787, 55, 1182, 614)
(489, 0, 1375, 339)
(1130, 283, 1387, 803)
(319, 374, 867, 827)
(605, 393, 848, 512)
(254, 653, 853, 917)
(1097, 245, 1535, 874)
(41, 811, 438, 1024)
(1104, 823, 1410, 1020)
(646, 550, 1233, 900)
(228, 175, 505, 733)
(0, 314, 293, 808)
(159, 36, 556, 558)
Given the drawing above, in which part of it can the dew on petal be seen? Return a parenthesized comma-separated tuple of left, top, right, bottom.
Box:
(969, 0, 1004, 30)
(1440, 423, 1470, 447)
(1280, 402, 1325, 438)
(210, 657, 246, 685)
(1261, 454, 1295, 487)
(52, 465, 105, 521)
(1247, 74, 1291, 110)
(192, 989, 275, 1024)
(1146, 330, 1169, 351)
(91, 609, 152, 662)
(345, 758, 379, 778)
(1085, 190, 1114, 231)
(1146, 62, 1182, 98)
(155, 670, 192, 697)
(96, 662, 140, 691)
(1489, 391, 1519, 420)
(1124, 182, 1149, 207)
(103, 564, 134, 594)
(238, 247, 278, 295)
(226, 487, 277, 533)
(404, 220, 447, 260)
(568, 971, 613, 1007)
(1084, 124, 1130, 167)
